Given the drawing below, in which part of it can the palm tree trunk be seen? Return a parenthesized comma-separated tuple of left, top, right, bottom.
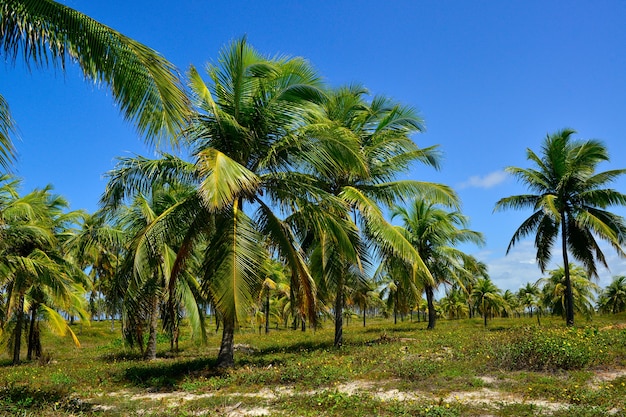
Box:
(426, 285, 436, 330)
(12, 293, 25, 365)
(264, 292, 270, 334)
(145, 293, 160, 360)
(363, 305, 366, 327)
(217, 313, 235, 368)
(394, 287, 398, 325)
(27, 306, 37, 361)
(561, 217, 575, 326)
(483, 302, 488, 327)
(334, 275, 344, 347)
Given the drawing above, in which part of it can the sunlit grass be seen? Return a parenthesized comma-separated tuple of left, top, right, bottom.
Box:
(0, 314, 625, 415)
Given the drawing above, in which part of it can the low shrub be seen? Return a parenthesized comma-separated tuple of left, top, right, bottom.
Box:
(494, 327, 607, 371)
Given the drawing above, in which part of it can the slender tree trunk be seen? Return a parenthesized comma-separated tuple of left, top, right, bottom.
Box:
(334, 275, 344, 347)
(217, 314, 235, 368)
(561, 217, 575, 326)
(426, 285, 436, 330)
(27, 306, 37, 361)
(483, 302, 488, 327)
(363, 305, 366, 327)
(394, 287, 398, 325)
(264, 292, 270, 334)
(536, 307, 541, 326)
(145, 293, 160, 360)
(13, 293, 25, 365)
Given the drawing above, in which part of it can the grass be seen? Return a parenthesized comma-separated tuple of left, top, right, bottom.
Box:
(0, 314, 625, 416)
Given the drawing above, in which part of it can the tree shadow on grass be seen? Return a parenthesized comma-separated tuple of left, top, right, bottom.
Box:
(124, 357, 220, 389)
(255, 339, 334, 355)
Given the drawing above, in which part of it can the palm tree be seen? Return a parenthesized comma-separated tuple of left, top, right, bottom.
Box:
(517, 281, 542, 324)
(537, 264, 599, 319)
(66, 212, 124, 327)
(472, 277, 505, 327)
(495, 129, 626, 326)
(302, 84, 456, 346)
(390, 199, 484, 329)
(598, 275, 626, 314)
(1, 0, 189, 144)
(102, 38, 327, 367)
(439, 288, 469, 319)
(0, 180, 88, 364)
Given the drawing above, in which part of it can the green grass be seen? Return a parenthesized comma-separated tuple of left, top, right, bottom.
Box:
(0, 314, 625, 416)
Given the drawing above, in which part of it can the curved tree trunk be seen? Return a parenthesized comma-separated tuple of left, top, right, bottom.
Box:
(216, 314, 235, 368)
(561, 215, 575, 326)
(426, 285, 436, 330)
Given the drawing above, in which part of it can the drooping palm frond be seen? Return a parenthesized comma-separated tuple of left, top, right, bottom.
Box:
(0, 94, 16, 170)
(0, 0, 190, 141)
(202, 207, 266, 324)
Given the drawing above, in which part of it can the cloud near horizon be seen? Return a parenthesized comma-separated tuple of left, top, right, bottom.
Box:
(458, 170, 508, 189)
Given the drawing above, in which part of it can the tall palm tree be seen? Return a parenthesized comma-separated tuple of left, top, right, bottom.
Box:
(472, 277, 505, 327)
(390, 199, 484, 330)
(495, 129, 626, 326)
(102, 38, 328, 367)
(0, 0, 190, 165)
(598, 275, 626, 314)
(537, 264, 599, 319)
(302, 85, 456, 346)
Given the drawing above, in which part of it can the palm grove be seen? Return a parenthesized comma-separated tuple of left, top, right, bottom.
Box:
(2, 1, 626, 368)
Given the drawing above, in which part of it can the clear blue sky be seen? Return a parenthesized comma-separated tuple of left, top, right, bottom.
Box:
(3, 1, 626, 291)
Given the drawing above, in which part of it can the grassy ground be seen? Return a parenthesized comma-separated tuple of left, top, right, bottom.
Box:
(0, 314, 625, 416)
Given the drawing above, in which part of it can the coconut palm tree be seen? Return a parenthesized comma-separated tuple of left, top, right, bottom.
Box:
(66, 211, 125, 327)
(517, 281, 542, 321)
(495, 129, 626, 326)
(598, 275, 626, 314)
(472, 277, 505, 327)
(537, 264, 599, 319)
(0, 181, 89, 364)
(102, 38, 329, 367)
(0, 0, 189, 147)
(439, 288, 469, 320)
(390, 199, 484, 329)
(301, 84, 456, 346)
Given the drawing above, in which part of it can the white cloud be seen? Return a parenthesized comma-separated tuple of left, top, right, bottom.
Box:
(458, 170, 508, 189)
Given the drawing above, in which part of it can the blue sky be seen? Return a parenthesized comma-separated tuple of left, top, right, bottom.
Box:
(3, 1, 626, 291)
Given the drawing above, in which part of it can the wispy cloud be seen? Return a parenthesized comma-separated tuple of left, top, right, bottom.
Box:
(458, 170, 508, 189)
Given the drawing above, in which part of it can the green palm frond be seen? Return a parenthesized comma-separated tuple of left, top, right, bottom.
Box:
(102, 154, 196, 210)
(196, 148, 260, 210)
(202, 208, 266, 324)
(0, 94, 16, 170)
(0, 0, 190, 141)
